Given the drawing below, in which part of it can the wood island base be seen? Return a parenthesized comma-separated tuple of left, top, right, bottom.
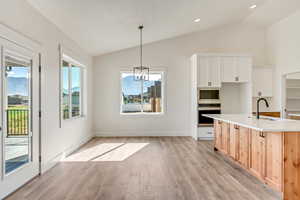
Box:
(213, 119, 300, 200)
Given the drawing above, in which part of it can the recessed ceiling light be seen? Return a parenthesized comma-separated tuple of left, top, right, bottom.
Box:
(194, 18, 201, 23)
(250, 4, 257, 9)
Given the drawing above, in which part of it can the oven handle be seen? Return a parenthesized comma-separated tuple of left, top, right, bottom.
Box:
(198, 108, 221, 111)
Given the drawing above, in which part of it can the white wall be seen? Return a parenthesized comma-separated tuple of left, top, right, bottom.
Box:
(220, 83, 242, 114)
(0, 0, 93, 173)
(266, 9, 300, 111)
(220, 83, 252, 115)
(93, 23, 266, 136)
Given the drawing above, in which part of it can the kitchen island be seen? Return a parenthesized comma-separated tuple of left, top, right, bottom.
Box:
(289, 113, 300, 120)
(204, 114, 300, 200)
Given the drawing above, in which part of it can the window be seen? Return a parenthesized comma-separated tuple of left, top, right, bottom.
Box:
(121, 71, 164, 114)
(61, 56, 84, 119)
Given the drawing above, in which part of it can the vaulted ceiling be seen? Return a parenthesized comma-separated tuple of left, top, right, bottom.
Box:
(26, 0, 300, 56)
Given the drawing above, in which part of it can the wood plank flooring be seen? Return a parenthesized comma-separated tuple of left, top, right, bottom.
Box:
(6, 137, 281, 200)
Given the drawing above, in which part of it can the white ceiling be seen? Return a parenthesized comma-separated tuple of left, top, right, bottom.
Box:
(244, 0, 300, 27)
(26, 0, 290, 56)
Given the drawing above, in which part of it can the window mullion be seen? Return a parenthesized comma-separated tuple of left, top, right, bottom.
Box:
(69, 63, 72, 118)
(141, 78, 144, 113)
(80, 67, 83, 116)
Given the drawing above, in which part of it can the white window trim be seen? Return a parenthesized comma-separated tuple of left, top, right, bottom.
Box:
(120, 68, 166, 116)
(61, 54, 85, 120)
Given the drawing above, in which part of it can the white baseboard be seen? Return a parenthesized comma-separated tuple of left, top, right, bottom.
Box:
(41, 134, 93, 174)
(94, 130, 189, 137)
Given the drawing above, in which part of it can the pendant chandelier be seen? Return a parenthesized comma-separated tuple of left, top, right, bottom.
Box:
(133, 25, 150, 81)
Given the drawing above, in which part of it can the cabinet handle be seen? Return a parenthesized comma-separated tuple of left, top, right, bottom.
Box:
(258, 91, 262, 97)
(260, 132, 265, 138)
(234, 125, 239, 130)
(208, 82, 212, 86)
(235, 76, 239, 82)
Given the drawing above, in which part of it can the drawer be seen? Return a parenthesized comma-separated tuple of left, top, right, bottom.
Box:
(198, 127, 214, 140)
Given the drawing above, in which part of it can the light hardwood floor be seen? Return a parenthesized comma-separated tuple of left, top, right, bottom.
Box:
(6, 137, 281, 200)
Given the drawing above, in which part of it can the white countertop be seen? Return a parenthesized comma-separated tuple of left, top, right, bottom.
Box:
(203, 114, 300, 132)
(289, 113, 300, 117)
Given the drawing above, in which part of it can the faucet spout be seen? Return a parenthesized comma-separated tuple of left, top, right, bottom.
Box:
(257, 98, 269, 119)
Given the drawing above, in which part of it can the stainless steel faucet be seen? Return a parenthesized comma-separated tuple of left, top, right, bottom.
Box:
(257, 98, 269, 119)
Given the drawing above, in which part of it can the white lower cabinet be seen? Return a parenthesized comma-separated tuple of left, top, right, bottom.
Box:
(198, 127, 214, 140)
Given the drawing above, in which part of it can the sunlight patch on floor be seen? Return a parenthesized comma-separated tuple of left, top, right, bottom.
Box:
(63, 143, 124, 162)
(92, 143, 149, 162)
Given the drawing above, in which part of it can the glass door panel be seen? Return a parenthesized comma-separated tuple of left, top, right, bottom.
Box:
(3, 54, 32, 174)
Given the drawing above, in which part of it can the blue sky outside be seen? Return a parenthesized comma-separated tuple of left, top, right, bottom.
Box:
(8, 67, 28, 78)
(71, 66, 81, 90)
(62, 66, 81, 92)
(63, 67, 69, 92)
(7, 66, 29, 96)
(122, 73, 161, 95)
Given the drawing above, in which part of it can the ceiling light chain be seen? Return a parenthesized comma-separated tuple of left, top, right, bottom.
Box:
(133, 25, 150, 81)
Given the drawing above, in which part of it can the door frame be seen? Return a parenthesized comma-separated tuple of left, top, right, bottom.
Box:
(1, 47, 34, 177)
(0, 24, 42, 199)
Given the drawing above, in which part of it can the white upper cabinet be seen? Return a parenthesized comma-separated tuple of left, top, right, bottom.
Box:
(208, 57, 221, 87)
(198, 56, 209, 87)
(192, 54, 252, 88)
(197, 56, 221, 88)
(253, 68, 273, 97)
(221, 56, 252, 83)
(221, 57, 236, 82)
(236, 57, 252, 82)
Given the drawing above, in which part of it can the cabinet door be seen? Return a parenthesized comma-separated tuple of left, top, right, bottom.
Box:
(198, 56, 209, 87)
(214, 120, 222, 150)
(265, 132, 283, 192)
(221, 57, 236, 82)
(249, 130, 266, 180)
(253, 68, 273, 97)
(238, 126, 250, 168)
(236, 57, 252, 82)
(208, 57, 221, 87)
(229, 124, 239, 160)
(221, 122, 230, 154)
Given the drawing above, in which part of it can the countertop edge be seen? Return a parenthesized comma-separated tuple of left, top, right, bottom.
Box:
(203, 114, 300, 132)
(204, 115, 264, 132)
